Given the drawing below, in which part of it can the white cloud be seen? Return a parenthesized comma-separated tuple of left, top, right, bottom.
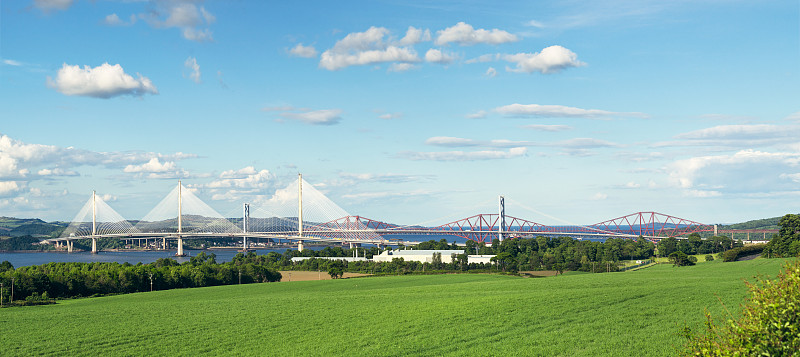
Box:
(591, 193, 608, 200)
(525, 20, 546, 28)
(37, 168, 77, 177)
(0, 181, 22, 196)
(466, 110, 488, 119)
(435, 22, 518, 46)
(205, 168, 273, 190)
(47, 63, 158, 98)
(503, 45, 585, 74)
(280, 109, 343, 125)
(656, 124, 800, 148)
(425, 137, 481, 147)
(289, 43, 318, 58)
(465, 54, 496, 64)
(400, 147, 527, 161)
(485, 67, 497, 77)
(104, 13, 136, 26)
(785, 111, 800, 121)
(123, 158, 176, 173)
(321, 46, 418, 70)
(425, 49, 457, 64)
(388, 63, 417, 72)
(779, 173, 800, 183)
(522, 124, 572, 132)
(184, 57, 201, 83)
(398, 26, 431, 46)
(139, 1, 215, 42)
(495, 103, 648, 119)
(624, 182, 641, 188)
(667, 149, 800, 196)
(220, 166, 258, 179)
(378, 112, 402, 120)
(33, 0, 73, 12)
(319, 26, 420, 70)
(3, 59, 23, 66)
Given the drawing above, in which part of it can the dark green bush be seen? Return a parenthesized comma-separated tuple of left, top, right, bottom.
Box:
(685, 259, 800, 355)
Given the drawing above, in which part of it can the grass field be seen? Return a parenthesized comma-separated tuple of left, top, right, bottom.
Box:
(1, 258, 789, 356)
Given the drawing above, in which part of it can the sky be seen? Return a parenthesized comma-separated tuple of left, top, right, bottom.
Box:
(0, 0, 799, 226)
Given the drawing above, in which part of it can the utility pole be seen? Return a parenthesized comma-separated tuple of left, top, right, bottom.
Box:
(149, 273, 153, 292)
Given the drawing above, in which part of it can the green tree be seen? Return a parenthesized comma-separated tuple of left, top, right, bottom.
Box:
(669, 251, 696, 267)
(660, 237, 678, 257)
(764, 214, 800, 257)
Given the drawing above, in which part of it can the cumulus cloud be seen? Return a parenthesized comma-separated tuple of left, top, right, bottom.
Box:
(277, 108, 343, 125)
(485, 67, 497, 77)
(0, 181, 23, 197)
(33, 0, 73, 12)
(184, 57, 201, 83)
(400, 147, 527, 161)
(289, 43, 318, 58)
(667, 149, 800, 196)
(319, 27, 420, 70)
(503, 45, 585, 74)
(398, 26, 431, 46)
(205, 167, 273, 189)
(123, 158, 176, 173)
(1, 133, 198, 188)
(425, 49, 457, 64)
(435, 22, 518, 46)
(591, 193, 608, 200)
(139, 1, 216, 42)
(495, 103, 648, 119)
(47, 63, 158, 98)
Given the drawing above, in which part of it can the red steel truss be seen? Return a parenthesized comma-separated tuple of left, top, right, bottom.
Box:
(302, 212, 714, 244)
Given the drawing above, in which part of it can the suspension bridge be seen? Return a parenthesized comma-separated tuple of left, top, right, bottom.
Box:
(44, 174, 765, 255)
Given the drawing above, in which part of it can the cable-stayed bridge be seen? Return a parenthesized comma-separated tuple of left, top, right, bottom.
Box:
(44, 174, 732, 254)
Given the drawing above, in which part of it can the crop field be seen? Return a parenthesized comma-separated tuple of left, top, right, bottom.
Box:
(1, 258, 789, 356)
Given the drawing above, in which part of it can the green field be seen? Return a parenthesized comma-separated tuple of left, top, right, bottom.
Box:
(1, 258, 789, 356)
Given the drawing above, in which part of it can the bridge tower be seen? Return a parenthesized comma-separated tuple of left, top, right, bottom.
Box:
(297, 173, 304, 252)
(498, 195, 506, 242)
(91, 190, 98, 253)
(242, 203, 249, 251)
(176, 181, 185, 257)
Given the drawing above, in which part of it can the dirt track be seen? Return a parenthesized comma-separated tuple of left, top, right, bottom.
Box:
(278, 271, 372, 282)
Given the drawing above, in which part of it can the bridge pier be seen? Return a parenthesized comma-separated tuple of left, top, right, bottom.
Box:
(162, 237, 166, 250)
(91, 238, 97, 254)
(297, 240, 304, 252)
(67, 240, 73, 253)
(176, 237, 185, 256)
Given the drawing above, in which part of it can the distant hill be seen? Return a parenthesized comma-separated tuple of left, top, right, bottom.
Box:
(719, 216, 783, 230)
(0, 217, 66, 238)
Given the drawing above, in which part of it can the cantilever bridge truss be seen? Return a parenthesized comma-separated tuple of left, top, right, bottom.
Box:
(48, 179, 716, 247)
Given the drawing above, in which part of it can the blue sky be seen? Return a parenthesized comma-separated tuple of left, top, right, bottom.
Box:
(1, 0, 798, 226)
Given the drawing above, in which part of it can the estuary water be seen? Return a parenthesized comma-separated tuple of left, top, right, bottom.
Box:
(0, 248, 294, 268)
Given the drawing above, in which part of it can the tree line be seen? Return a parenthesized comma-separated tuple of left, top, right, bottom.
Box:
(0, 252, 280, 305)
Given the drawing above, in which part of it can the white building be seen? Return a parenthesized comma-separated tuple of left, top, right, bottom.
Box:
(372, 249, 465, 263)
